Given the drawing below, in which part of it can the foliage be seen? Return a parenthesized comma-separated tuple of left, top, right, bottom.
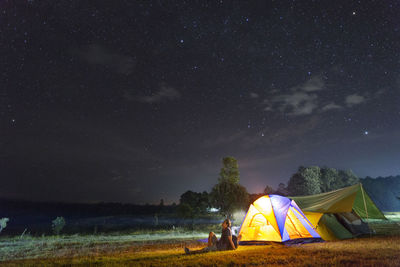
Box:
(179, 190, 209, 214)
(263, 185, 274, 195)
(210, 157, 249, 218)
(275, 183, 289, 196)
(336, 169, 359, 188)
(218, 156, 240, 184)
(210, 180, 249, 217)
(288, 166, 360, 196)
(177, 203, 194, 218)
(288, 166, 322, 196)
(178, 191, 210, 228)
(320, 167, 339, 192)
(51, 217, 66, 235)
(0, 218, 9, 234)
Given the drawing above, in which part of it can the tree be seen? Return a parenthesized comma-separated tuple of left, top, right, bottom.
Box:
(320, 167, 338, 192)
(218, 156, 240, 184)
(339, 169, 359, 187)
(263, 185, 274, 195)
(275, 183, 289, 196)
(178, 190, 210, 228)
(210, 157, 249, 218)
(179, 190, 210, 214)
(287, 166, 321, 196)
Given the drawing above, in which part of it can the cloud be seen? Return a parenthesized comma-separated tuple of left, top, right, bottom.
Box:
(345, 94, 366, 107)
(77, 45, 135, 75)
(300, 76, 325, 92)
(249, 92, 259, 98)
(272, 92, 319, 116)
(321, 102, 342, 111)
(264, 76, 324, 116)
(139, 84, 181, 103)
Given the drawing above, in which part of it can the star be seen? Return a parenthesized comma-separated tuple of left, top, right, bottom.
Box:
(352, 11, 356, 15)
(364, 131, 369, 135)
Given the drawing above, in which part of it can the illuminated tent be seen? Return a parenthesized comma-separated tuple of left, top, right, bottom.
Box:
(291, 183, 387, 240)
(238, 195, 321, 244)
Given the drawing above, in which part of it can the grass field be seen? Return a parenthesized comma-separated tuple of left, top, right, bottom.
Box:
(1, 234, 400, 266)
(1, 215, 400, 266)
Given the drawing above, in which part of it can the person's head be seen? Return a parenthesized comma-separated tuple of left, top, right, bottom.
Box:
(221, 218, 231, 229)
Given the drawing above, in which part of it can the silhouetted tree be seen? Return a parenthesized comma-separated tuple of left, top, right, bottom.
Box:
(179, 190, 210, 214)
(275, 183, 289, 196)
(320, 167, 338, 192)
(338, 169, 359, 188)
(219, 156, 240, 184)
(210, 157, 249, 218)
(263, 185, 274, 195)
(288, 166, 321, 196)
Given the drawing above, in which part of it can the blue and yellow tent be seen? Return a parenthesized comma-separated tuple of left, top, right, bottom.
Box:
(238, 195, 320, 243)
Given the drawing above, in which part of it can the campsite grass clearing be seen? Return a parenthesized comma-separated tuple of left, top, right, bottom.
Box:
(1, 234, 400, 266)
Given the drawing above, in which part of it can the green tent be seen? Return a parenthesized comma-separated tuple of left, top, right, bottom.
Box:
(291, 183, 387, 240)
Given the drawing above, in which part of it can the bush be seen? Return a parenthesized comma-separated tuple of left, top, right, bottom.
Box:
(0, 218, 9, 234)
(52, 217, 66, 235)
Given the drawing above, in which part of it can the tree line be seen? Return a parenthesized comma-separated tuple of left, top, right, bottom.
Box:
(179, 158, 360, 219)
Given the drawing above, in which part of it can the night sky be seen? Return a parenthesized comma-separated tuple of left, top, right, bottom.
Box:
(2, 1, 400, 204)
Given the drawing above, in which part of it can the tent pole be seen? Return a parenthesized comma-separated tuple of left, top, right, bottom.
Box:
(360, 183, 371, 236)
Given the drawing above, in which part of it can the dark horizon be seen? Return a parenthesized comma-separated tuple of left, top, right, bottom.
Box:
(3, 1, 400, 204)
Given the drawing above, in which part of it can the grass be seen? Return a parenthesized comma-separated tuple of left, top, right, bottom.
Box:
(1, 235, 400, 266)
(1, 216, 400, 266)
(0, 230, 210, 261)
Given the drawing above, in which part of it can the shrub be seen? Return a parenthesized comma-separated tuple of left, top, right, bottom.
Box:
(52, 217, 66, 235)
(0, 218, 9, 234)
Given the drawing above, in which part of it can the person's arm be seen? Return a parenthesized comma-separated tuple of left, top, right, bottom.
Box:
(227, 235, 236, 250)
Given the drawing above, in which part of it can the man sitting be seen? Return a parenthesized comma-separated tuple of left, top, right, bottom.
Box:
(185, 219, 237, 254)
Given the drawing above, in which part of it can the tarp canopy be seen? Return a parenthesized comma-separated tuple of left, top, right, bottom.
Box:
(238, 195, 321, 243)
(291, 183, 386, 220)
(291, 183, 387, 240)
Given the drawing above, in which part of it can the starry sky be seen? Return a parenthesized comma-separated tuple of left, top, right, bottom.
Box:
(2, 1, 400, 204)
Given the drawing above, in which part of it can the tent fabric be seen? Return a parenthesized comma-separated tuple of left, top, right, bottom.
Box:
(239, 195, 320, 243)
(336, 212, 370, 235)
(291, 183, 386, 220)
(318, 214, 353, 240)
(291, 183, 388, 240)
(270, 195, 291, 237)
(303, 211, 324, 226)
(353, 186, 386, 219)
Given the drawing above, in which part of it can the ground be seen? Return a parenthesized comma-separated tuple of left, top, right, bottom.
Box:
(1, 234, 400, 266)
(2, 214, 400, 266)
